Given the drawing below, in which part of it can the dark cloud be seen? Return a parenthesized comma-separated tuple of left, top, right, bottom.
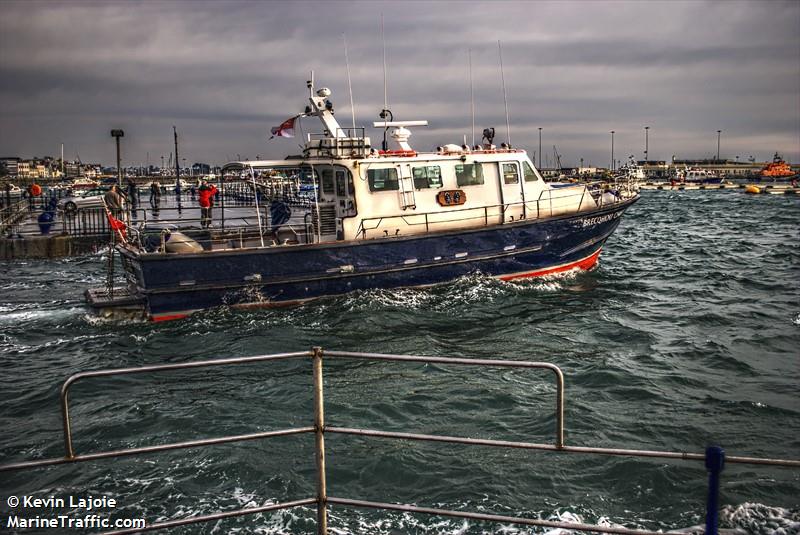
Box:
(0, 0, 798, 166)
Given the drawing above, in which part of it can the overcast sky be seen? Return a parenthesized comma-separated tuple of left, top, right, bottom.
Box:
(1, 0, 798, 168)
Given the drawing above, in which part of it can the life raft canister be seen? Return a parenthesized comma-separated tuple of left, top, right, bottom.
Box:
(437, 189, 467, 207)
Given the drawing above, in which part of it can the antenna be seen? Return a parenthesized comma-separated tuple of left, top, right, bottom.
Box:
(343, 33, 356, 130)
(469, 48, 475, 148)
(380, 14, 390, 150)
(498, 41, 511, 147)
(381, 14, 388, 116)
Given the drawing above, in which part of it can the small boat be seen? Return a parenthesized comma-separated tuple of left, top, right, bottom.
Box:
(760, 153, 796, 179)
(87, 82, 639, 321)
(615, 157, 646, 182)
(71, 177, 100, 189)
(677, 167, 722, 184)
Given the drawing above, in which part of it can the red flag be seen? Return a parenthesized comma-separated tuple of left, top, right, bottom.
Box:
(270, 116, 296, 139)
(107, 213, 126, 231)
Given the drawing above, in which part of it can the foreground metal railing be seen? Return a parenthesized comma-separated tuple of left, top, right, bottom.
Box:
(1, 348, 797, 535)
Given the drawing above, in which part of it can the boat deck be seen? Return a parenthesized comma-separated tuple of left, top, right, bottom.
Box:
(85, 286, 146, 319)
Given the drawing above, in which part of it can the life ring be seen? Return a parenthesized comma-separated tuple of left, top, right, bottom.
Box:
(30, 184, 42, 196)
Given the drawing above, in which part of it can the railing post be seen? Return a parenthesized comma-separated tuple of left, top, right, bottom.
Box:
(705, 445, 725, 535)
(312, 346, 328, 535)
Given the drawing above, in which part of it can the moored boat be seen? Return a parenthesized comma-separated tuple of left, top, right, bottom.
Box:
(71, 176, 100, 189)
(87, 82, 639, 321)
(760, 153, 796, 179)
(677, 166, 723, 184)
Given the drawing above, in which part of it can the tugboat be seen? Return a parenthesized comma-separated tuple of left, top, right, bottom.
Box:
(760, 153, 796, 179)
(86, 81, 639, 321)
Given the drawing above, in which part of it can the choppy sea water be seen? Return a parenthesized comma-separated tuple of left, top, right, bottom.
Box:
(0, 190, 798, 534)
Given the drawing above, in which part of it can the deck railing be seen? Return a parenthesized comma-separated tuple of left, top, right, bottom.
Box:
(1, 348, 797, 535)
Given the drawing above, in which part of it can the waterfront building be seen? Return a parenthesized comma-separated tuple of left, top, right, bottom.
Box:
(0, 157, 20, 178)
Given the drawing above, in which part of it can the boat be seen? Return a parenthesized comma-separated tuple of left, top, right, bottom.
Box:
(71, 176, 100, 189)
(86, 82, 639, 321)
(676, 166, 722, 184)
(760, 153, 796, 179)
(615, 156, 646, 182)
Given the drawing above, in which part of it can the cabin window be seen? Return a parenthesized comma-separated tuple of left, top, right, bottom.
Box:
(412, 165, 443, 189)
(455, 163, 484, 186)
(335, 170, 347, 196)
(367, 167, 399, 191)
(321, 169, 335, 194)
(523, 162, 539, 182)
(502, 163, 520, 184)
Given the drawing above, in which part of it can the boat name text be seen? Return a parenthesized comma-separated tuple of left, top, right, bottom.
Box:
(580, 212, 622, 228)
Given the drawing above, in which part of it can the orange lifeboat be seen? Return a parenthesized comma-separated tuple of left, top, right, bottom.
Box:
(761, 153, 795, 178)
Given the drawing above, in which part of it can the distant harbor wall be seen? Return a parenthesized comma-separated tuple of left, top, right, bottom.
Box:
(0, 234, 107, 260)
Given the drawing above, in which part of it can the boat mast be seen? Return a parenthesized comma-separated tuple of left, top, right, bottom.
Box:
(307, 73, 322, 243)
(173, 126, 182, 213)
(343, 33, 356, 131)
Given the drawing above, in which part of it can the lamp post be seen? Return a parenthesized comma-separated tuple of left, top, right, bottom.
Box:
(716, 130, 721, 161)
(644, 126, 649, 163)
(538, 127, 542, 169)
(110, 130, 124, 187)
(610, 130, 615, 171)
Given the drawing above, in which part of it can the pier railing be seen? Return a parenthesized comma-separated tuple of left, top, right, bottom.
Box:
(1, 348, 797, 535)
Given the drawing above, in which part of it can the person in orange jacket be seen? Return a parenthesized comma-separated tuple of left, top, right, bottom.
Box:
(197, 179, 218, 229)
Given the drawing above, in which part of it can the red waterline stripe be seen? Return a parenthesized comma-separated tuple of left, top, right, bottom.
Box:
(150, 313, 191, 323)
(498, 248, 602, 281)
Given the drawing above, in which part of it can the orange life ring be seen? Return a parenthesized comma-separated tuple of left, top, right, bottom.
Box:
(30, 184, 42, 196)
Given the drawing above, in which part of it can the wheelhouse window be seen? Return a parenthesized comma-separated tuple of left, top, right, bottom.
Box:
(367, 167, 399, 191)
(502, 163, 520, 184)
(321, 169, 335, 194)
(335, 170, 347, 196)
(412, 165, 443, 189)
(523, 162, 539, 182)
(455, 163, 484, 186)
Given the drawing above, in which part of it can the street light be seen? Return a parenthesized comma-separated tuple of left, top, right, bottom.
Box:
(644, 126, 649, 163)
(717, 130, 721, 161)
(610, 130, 615, 171)
(110, 129, 124, 187)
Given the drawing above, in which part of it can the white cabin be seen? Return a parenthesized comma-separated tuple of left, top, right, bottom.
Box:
(223, 85, 628, 245)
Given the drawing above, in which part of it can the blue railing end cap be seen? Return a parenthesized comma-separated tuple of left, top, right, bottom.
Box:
(705, 445, 725, 472)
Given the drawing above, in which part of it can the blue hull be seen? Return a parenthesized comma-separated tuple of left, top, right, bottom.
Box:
(116, 198, 637, 320)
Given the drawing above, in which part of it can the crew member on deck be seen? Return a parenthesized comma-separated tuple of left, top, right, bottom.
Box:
(198, 179, 218, 229)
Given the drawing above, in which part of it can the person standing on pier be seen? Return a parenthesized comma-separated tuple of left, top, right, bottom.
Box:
(198, 179, 218, 229)
(104, 185, 126, 214)
(149, 180, 161, 209)
(126, 177, 138, 210)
